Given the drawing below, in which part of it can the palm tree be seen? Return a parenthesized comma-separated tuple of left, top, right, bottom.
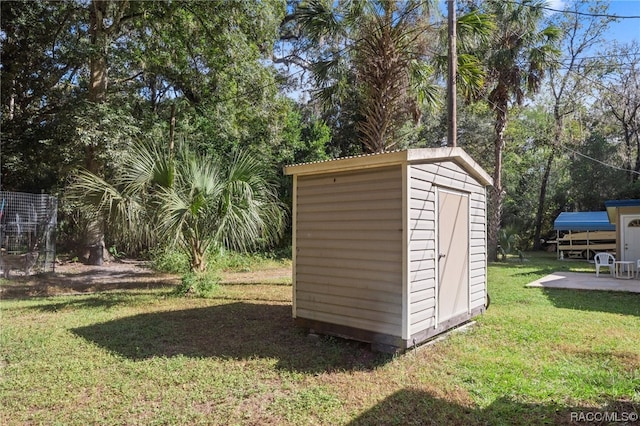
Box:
(480, 0, 560, 261)
(292, 0, 489, 153)
(66, 142, 286, 272)
(351, 1, 438, 152)
(155, 149, 286, 272)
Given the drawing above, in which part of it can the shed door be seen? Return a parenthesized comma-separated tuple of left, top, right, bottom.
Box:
(621, 215, 640, 261)
(437, 189, 469, 324)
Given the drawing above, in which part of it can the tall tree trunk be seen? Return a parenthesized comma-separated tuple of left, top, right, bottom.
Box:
(488, 103, 507, 262)
(89, 0, 108, 105)
(635, 130, 640, 182)
(533, 116, 562, 250)
(447, 0, 457, 147)
(8, 78, 16, 121)
(169, 103, 176, 155)
(86, 0, 109, 175)
(190, 240, 207, 273)
(623, 123, 634, 183)
(82, 0, 112, 264)
(533, 148, 555, 250)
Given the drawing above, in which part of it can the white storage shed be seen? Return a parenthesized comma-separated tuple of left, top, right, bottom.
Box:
(284, 148, 493, 352)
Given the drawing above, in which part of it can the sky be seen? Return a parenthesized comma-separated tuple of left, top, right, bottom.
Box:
(549, 0, 640, 45)
(605, 1, 640, 43)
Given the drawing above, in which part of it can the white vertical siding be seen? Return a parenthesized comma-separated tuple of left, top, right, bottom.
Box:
(409, 161, 487, 333)
(292, 175, 298, 317)
(402, 166, 410, 340)
(409, 168, 437, 330)
(295, 166, 404, 336)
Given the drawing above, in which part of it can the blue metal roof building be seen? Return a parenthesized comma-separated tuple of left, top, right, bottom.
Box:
(553, 211, 615, 232)
(553, 202, 640, 260)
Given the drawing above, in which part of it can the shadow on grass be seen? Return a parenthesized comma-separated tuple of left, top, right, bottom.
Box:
(0, 272, 179, 299)
(348, 388, 640, 426)
(541, 288, 640, 317)
(221, 281, 292, 287)
(489, 262, 576, 275)
(28, 292, 171, 312)
(72, 302, 392, 373)
(488, 253, 592, 274)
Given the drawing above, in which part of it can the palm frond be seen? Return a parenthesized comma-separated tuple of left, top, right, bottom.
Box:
(66, 168, 155, 249)
(295, 0, 343, 42)
(216, 151, 286, 250)
(456, 53, 486, 101)
(456, 10, 495, 52)
(152, 148, 286, 269)
(119, 141, 173, 192)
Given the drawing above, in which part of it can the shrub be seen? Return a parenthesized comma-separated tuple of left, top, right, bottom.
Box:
(151, 247, 191, 274)
(174, 270, 221, 298)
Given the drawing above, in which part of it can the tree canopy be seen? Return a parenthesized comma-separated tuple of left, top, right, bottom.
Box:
(2, 0, 639, 257)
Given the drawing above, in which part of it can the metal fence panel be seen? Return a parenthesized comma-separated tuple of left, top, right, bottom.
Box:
(0, 191, 57, 274)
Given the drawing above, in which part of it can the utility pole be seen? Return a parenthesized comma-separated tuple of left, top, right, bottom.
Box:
(447, 0, 457, 147)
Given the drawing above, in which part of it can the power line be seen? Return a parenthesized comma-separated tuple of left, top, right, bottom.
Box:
(556, 53, 640, 63)
(554, 62, 639, 72)
(502, 0, 640, 19)
(562, 63, 638, 102)
(561, 144, 640, 176)
(541, 6, 640, 19)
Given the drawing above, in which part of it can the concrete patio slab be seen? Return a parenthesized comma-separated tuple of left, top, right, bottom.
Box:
(526, 271, 640, 293)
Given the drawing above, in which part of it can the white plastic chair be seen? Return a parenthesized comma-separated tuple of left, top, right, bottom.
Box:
(594, 252, 615, 277)
(636, 259, 640, 279)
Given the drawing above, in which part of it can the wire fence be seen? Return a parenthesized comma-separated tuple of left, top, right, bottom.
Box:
(0, 191, 57, 274)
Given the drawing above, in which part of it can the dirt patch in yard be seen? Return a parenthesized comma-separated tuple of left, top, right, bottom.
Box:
(0, 260, 180, 299)
(220, 268, 291, 284)
(0, 260, 292, 299)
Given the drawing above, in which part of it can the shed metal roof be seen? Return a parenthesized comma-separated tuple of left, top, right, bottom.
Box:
(604, 199, 640, 224)
(553, 211, 615, 231)
(604, 199, 640, 208)
(283, 148, 493, 187)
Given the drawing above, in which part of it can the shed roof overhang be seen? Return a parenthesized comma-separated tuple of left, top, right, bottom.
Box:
(283, 148, 493, 187)
(553, 211, 615, 231)
(604, 199, 640, 224)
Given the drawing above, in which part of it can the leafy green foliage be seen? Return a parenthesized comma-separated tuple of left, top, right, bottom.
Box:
(151, 247, 192, 274)
(209, 248, 292, 273)
(500, 106, 554, 244)
(569, 132, 626, 210)
(287, 0, 494, 153)
(497, 226, 523, 261)
(175, 270, 221, 298)
(157, 148, 287, 271)
(66, 142, 287, 273)
(1, 0, 289, 188)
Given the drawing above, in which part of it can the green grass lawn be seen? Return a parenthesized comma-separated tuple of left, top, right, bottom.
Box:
(1, 253, 639, 425)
